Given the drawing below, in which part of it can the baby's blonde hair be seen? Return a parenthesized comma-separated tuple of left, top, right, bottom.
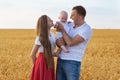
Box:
(59, 10, 68, 17)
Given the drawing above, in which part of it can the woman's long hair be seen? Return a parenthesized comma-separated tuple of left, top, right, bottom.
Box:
(36, 15, 53, 69)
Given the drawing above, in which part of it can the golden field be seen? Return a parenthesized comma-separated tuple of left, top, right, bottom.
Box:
(0, 29, 120, 80)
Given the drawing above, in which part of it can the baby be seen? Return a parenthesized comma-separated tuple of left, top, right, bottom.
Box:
(55, 11, 71, 55)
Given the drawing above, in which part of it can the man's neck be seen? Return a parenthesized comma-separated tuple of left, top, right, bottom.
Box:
(75, 20, 85, 28)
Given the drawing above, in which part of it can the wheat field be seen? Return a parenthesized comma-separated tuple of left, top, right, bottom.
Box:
(0, 29, 120, 80)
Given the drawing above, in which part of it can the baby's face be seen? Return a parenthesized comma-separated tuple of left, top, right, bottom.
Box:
(59, 14, 68, 23)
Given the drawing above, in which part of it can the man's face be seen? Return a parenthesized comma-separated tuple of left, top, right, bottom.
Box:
(70, 9, 80, 24)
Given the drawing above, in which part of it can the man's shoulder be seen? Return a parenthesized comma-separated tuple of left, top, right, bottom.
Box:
(82, 23, 92, 31)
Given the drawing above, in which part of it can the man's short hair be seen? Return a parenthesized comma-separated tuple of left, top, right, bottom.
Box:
(72, 5, 86, 17)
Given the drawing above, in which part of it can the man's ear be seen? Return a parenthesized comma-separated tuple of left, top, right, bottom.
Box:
(79, 15, 84, 19)
(78, 16, 82, 21)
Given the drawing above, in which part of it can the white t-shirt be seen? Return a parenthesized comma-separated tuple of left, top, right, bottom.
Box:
(34, 32, 55, 53)
(59, 22, 92, 62)
(55, 22, 71, 40)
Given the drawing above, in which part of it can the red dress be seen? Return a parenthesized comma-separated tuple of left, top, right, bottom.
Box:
(30, 52, 55, 80)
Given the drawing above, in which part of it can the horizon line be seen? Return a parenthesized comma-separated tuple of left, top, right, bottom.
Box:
(0, 28, 120, 30)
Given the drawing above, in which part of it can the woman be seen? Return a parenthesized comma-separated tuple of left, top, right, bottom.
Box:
(30, 15, 55, 80)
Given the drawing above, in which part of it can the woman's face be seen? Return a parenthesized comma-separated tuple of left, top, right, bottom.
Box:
(47, 17, 54, 29)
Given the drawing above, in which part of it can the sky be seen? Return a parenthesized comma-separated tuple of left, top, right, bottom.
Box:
(0, 0, 120, 29)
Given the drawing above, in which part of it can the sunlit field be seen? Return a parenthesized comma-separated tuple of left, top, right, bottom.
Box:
(0, 29, 120, 80)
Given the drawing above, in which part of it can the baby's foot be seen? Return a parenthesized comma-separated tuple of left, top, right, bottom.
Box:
(61, 46, 70, 53)
(53, 52, 59, 57)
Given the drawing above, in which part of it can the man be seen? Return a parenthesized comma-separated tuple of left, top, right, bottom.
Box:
(56, 5, 92, 80)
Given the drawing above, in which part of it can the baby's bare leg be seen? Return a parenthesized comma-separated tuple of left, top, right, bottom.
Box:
(58, 37, 69, 53)
(61, 45, 69, 53)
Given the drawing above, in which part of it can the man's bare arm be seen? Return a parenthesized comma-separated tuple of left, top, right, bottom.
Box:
(62, 30, 85, 46)
(56, 22, 85, 46)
